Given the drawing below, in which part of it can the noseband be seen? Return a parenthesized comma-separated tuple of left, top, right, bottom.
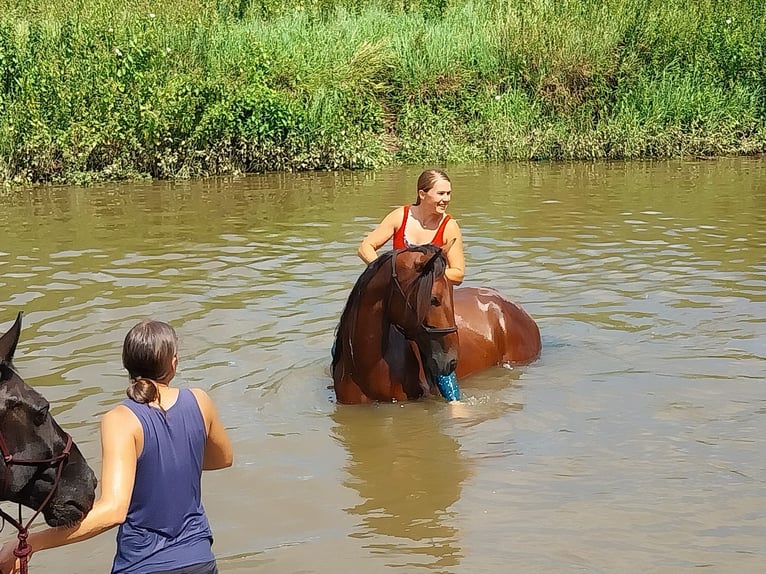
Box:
(390, 249, 458, 339)
(0, 424, 73, 574)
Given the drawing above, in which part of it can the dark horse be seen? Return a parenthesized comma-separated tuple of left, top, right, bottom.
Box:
(0, 313, 97, 563)
(332, 245, 541, 404)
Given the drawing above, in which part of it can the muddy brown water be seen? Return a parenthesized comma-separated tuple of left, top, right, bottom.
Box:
(1, 158, 764, 573)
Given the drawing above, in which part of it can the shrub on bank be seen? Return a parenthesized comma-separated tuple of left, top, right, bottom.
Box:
(0, 0, 764, 183)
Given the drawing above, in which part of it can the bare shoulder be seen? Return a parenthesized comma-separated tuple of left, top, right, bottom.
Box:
(189, 388, 216, 423)
(102, 404, 142, 441)
(103, 404, 140, 427)
(382, 205, 405, 224)
(444, 217, 463, 238)
(189, 387, 212, 405)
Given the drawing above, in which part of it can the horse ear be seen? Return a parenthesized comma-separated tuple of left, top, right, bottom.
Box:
(441, 237, 457, 257)
(421, 250, 442, 274)
(0, 312, 23, 364)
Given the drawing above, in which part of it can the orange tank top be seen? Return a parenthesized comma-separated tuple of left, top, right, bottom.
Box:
(393, 205, 451, 249)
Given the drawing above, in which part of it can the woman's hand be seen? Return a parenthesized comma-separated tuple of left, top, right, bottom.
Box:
(0, 540, 23, 574)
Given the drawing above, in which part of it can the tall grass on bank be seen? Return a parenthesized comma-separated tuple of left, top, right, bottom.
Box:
(0, 0, 764, 183)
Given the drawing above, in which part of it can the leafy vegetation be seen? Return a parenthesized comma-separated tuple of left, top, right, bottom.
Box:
(1, 0, 764, 183)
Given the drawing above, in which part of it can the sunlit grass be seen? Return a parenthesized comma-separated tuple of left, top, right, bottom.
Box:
(0, 0, 764, 183)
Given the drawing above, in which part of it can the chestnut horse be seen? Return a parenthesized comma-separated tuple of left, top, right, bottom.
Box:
(0, 313, 97, 569)
(332, 245, 541, 404)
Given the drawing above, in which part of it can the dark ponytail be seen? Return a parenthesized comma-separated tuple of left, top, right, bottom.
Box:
(127, 376, 160, 405)
(122, 320, 178, 408)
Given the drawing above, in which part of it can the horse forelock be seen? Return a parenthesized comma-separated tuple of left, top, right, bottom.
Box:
(404, 245, 447, 324)
(332, 246, 448, 368)
(377, 246, 446, 325)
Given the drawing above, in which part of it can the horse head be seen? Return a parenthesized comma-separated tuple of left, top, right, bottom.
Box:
(0, 313, 97, 527)
(387, 245, 459, 382)
(332, 245, 460, 403)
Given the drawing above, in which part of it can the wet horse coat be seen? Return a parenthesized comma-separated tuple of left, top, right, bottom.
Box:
(332, 246, 541, 404)
(0, 313, 97, 526)
(451, 286, 541, 379)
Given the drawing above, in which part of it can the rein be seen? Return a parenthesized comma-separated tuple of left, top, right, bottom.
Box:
(0, 431, 73, 574)
(390, 249, 458, 339)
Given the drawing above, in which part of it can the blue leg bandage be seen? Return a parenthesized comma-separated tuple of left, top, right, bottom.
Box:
(435, 371, 460, 401)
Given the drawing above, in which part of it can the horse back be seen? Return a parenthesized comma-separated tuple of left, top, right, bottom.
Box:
(453, 286, 541, 378)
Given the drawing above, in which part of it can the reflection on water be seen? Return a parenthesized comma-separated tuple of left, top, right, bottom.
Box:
(0, 158, 765, 572)
(332, 404, 469, 570)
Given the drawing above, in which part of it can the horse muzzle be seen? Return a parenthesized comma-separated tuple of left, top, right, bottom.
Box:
(418, 341, 458, 378)
(43, 456, 97, 526)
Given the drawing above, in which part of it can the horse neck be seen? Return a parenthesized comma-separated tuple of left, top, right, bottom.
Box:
(351, 272, 395, 369)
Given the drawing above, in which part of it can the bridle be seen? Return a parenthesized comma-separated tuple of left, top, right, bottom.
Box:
(390, 249, 458, 339)
(0, 430, 72, 574)
(0, 409, 73, 574)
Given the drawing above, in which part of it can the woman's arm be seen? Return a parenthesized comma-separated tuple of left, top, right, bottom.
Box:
(191, 389, 233, 471)
(443, 220, 465, 285)
(0, 407, 139, 573)
(357, 208, 403, 264)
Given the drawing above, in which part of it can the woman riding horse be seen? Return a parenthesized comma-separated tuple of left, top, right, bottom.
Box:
(332, 244, 541, 405)
(358, 169, 465, 284)
(337, 169, 542, 405)
(357, 169, 464, 400)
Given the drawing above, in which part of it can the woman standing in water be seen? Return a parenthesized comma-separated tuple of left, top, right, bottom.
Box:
(1, 319, 233, 574)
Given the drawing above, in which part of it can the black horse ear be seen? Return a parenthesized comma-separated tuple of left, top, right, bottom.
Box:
(0, 312, 23, 365)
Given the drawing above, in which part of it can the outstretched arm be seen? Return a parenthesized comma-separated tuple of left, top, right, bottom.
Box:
(358, 208, 403, 264)
(0, 407, 139, 573)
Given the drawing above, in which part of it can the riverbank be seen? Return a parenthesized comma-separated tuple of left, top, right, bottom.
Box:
(1, 0, 764, 184)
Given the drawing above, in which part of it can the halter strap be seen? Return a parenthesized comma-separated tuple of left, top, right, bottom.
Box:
(0, 433, 73, 574)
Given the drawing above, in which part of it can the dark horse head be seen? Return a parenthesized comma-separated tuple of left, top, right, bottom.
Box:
(332, 245, 459, 404)
(0, 313, 97, 527)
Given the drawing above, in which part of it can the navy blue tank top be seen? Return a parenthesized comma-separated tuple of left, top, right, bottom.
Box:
(112, 389, 214, 574)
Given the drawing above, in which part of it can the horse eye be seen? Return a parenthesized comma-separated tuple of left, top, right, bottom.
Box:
(34, 404, 50, 426)
(431, 296, 440, 307)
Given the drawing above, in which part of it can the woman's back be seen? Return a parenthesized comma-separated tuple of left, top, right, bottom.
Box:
(113, 389, 213, 574)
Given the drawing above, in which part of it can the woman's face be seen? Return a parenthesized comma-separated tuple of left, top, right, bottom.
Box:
(419, 179, 452, 214)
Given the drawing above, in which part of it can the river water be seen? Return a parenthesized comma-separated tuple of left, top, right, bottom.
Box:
(1, 158, 764, 573)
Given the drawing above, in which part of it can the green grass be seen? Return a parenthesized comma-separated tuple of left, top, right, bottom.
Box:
(1, 0, 764, 183)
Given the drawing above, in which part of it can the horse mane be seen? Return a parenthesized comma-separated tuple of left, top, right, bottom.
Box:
(332, 245, 447, 371)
